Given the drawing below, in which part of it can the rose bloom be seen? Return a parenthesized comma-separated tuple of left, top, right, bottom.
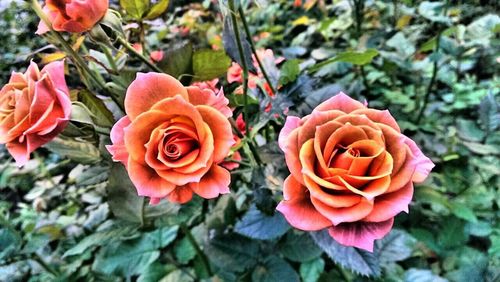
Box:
(107, 73, 234, 204)
(36, 0, 108, 34)
(0, 61, 71, 166)
(277, 93, 434, 251)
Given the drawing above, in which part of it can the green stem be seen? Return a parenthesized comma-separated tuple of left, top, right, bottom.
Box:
(228, 0, 250, 137)
(415, 0, 450, 124)
(117, 37, 164, 73)
(32, 253, 59, 277)
(179, 222, 212, 277)
(101, 44, 118, 73)
(238, 6, 276, 96)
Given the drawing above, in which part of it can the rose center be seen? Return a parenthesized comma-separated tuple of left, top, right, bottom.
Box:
(162, 132, 198, 160)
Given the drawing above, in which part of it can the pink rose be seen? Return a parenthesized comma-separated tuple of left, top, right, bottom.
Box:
(107, 73, 234, 204)
(0, 61, 71, 166)
(277, 93, 434, 251)
(36, 0, 109, 34)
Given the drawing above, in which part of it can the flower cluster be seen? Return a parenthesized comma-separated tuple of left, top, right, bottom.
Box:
(0, 0, 436, 251)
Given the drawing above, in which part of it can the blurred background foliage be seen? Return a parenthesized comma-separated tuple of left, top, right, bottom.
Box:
(0, 0, 499, 281)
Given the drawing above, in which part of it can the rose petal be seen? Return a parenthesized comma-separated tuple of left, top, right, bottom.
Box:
(328, 218, 394, 252)
(315, 92, 365, 113)
(190, 165, 231, 199)
(106, 116, 131, 167)
(196, 105, 234, 163)
(125, 73, 189, 120)
(187, 86, 232, 118)
(404, 137, 434, 183)
(167, 186, 194, 204)
(278, 116, 301, 151)
(276, 176, 332, 231)
(127, 159, 176, 198)
(303, 174, 362, 208)
(6, 141, 29, 167)
(350, 108, 401, 132)
(311, 194, 374, 226)
(363, 182, 414, 222)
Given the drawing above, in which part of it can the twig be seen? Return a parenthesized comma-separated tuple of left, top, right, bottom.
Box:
(116, 37, 164, 73)
(179, 222, 212, 277)
(238, 6, 276, 96)
(415, 0, 450, 123)
(228, 0, 250, 136)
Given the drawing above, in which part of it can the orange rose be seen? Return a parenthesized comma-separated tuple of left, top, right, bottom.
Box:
(36, 0, 108, 34)
(277, 93, 434, 251)
(107, 73, 234, 204)
(0, 61, 71, 166)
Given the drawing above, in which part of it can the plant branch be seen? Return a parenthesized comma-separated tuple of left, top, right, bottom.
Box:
(116, 37, 164, 73)
(238, 6, 276, 96)
(179, 222, 212, 277)
(32, 253, 59, 277)
(415, 0, 450, 124)
(228, 0, 250, 136)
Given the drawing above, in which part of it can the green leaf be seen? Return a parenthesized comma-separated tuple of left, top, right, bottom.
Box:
(479, 92, 500, 132)
(376, 229, 416, 264)
(456, 119, 485, 142)
(414, 186, 450, 210)
(44, 137, 100, 164)
(462, 141, 500, 155)
(63, 225, 138, 257)
(74, 165, 110, 187)
(0, 228, 19, 260)
(449, 202, 478, 223)
(193, 49, 231, 81)
(234, 205, 290, 240)
(251, 256, 300, 282)
(309, 49, 378, 72)
(222, 15, 257, 74)
(404, 268, 447, 282)
(92, 227, 178, 277)
(228, 93, 260, 107)
(106, 163, 145, 224)
(160, 269, 194, 282)
(279, 59, 300, 86)
(70, 102, 95, 125)
(120, 0, 150, 20)
(138, 263, 174, 282)
(279, 232, 322, 262)
(158, 42, 193, 79)
(144, 0, 169, 20)
(205, 233, 259, 273)
(78, 90, 115, 128)
(310, 230, 381, 277)
(300, 258, 325, 282)
(437, 217, 467, 249)
(174, 237, 196, 264)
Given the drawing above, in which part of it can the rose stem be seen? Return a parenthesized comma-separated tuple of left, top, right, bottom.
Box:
(179, 222, 212, 277)
(415, 0, 450, 124)
(116, 36, 164, 73)
(228, 0, 250, 136)
(237, 6, 276, 96)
